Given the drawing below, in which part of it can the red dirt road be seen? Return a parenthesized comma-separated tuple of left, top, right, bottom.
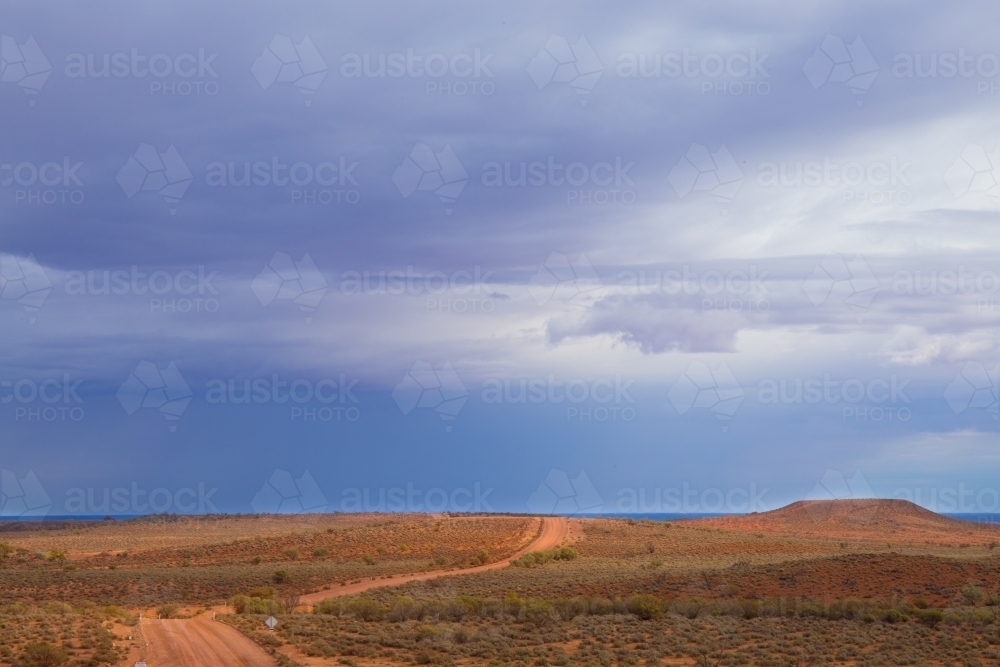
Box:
(300, 515, 570, 603)
(142, 614, 275, 667)
(141, 516, 570, 666)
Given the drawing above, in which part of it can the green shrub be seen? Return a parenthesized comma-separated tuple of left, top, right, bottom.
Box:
(502, 592, 525, 617)
(230, 595, 284, 615)
(388, 596, 418, 621)
(675, 598, 704, 619)
(627, 594, 663, 620)
(157, 603, 179, 619)
(21, 643, 67, 667)
(511, 547, 579, 567)
(797, 602, 824, 618)
(880, 608, 903, 623)
(249, 587, 275, 599)
(553, 597, 588, 620)
(740, 599, 760, 619)
(313, 598, 342, 615)
(273, 569, 290, 584)
(915, 608, 944, 627)
(962, 584, 985, 605)
(971, 609, 995, 625)
(349, 597, 386, 621)
(313, 547, 329, 557)
(524, 600, 556, 627)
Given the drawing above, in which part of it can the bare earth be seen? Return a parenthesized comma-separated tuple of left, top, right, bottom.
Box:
(142, 614, 275, 667)
(142, 516, 569, 666)
(301, 516, 569, 603)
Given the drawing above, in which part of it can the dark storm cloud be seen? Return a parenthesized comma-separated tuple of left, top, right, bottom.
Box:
(2, 0, 999, 512)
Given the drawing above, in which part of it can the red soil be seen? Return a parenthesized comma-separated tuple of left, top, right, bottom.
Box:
(695, 499, 1000, 545)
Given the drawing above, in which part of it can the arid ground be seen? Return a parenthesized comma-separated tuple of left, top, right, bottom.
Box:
(2, 501, 999, 666)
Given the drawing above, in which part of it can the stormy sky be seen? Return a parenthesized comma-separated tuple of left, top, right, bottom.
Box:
(2, 1, 998, 516)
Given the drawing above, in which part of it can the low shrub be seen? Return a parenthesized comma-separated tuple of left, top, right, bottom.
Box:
(156, 603, 179, 619)
(21, 642, 67, 667)
(627, 594, 663, 620)
(314, 598, 342, 615)
(915, 608, 944, 627)
(230, 595, 284, 615)
(511, 547, 579, 567)
(349, 597, 387, 622)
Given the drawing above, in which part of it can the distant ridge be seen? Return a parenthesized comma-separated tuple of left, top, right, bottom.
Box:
(693, 498, 999, 543)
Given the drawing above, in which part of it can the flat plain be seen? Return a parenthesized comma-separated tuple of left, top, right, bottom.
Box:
(2, 502, 999, 666)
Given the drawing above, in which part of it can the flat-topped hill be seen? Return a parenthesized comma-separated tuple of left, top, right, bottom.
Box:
(694, 499, 998, 544)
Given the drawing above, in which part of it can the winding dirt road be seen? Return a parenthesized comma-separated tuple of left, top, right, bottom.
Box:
(140, 516, 569, 666)
(301, 515, 568, 603)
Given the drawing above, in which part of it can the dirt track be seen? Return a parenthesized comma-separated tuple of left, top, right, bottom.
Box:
(301, 515, 569, 603)
(142, 615, 275, 667)
(141, 516, 570, 666)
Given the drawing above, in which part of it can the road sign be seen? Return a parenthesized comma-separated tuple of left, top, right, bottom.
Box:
(265, 616, 278, 630)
